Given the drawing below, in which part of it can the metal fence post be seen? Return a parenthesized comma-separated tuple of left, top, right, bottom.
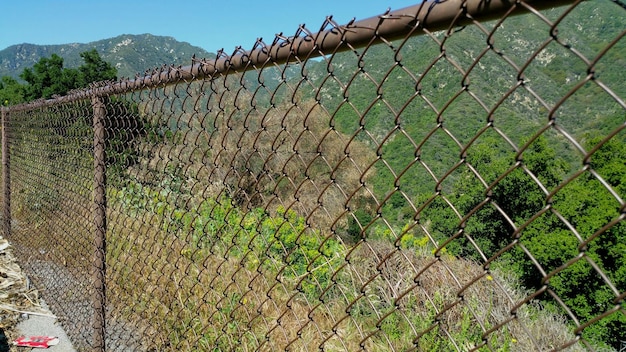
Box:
(92, 96, 107, 351)
(1, 107, 10, 239)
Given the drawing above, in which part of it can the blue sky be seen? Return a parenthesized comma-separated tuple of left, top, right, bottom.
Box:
(1, 0, 417, 53)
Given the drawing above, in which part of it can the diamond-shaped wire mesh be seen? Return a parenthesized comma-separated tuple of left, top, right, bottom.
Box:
(1, 0, 625, 351)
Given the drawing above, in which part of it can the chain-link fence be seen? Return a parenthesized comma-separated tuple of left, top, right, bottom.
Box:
(1, 0, 625, 350)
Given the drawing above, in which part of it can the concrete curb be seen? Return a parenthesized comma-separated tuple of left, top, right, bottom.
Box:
(14, 300, 75, 352)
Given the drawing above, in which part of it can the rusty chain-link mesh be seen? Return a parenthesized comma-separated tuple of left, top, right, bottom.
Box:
(1, 0, 625, 350)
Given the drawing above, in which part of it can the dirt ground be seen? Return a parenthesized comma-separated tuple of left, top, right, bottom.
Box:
(0, 235, 49, 350)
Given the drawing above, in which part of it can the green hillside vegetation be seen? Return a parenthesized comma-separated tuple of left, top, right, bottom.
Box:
(256, 0, 625, 347)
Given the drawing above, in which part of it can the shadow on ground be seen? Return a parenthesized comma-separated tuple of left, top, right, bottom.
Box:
(0, 329, 10, 352)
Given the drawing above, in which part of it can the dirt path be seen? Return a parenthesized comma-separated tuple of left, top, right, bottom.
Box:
(0, 235, 75, 351)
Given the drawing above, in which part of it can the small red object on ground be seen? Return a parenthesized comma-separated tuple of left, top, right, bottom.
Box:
(13, 336, 60, 348)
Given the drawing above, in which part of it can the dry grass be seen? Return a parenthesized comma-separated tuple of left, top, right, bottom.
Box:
(0, 235, 49, 348)
(104, 203, 587, 351)
(2, 159, 593, 351)
(0, 191, 591, 351)
(6, 173, 96, 350)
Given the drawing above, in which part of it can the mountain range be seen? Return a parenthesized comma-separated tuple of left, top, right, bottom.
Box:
(0, 34, 215, 80)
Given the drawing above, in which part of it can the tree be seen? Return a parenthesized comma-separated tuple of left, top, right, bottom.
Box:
(541, 136, 626, 347)
(20, 54, 77, 100)
(18, 50, 117, 102)
(0, 76, 25, 106)
(77, 49, 117, 87)
(448, 133, 626, 348)
(438, 135, 566, 259)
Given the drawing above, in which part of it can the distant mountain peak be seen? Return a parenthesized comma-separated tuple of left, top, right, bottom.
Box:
(0, 34, 215, 80)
